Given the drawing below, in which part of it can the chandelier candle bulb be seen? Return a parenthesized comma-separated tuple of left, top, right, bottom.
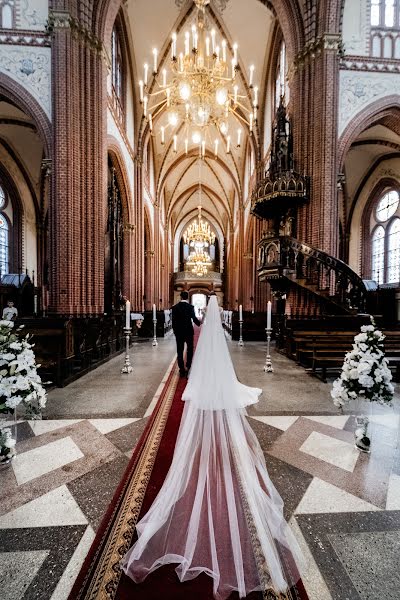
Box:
(171, 32, 177, 58)
(185, 138, 189, 154)
(249, 64, 255, 87)
(149, 113, 153, 131)
(222, 39, 227, 63)
(206, 36, 210, 56)
(267, 300, 272, 330)
(152, 48, 158, 73)
(233, 43, 238, 64)
(226, 135, 231, 153)
(231, 58, 236, 78)
(214, 139, 219, 157)
(144, 63, 148, 85)
(143, 95, 148, 116)
(125, 300, 131, 329)
(139, 80, 144, 102)
(234, 85, 238, 105)
(185, 31, 190, 56)
(173, 135, 177, 152)
(166, 88, 171, 107)
(253, 85, 258, 107)
(162, 68, 167, 87)
(211, 29, 216, 53)
(237, 128, 242, 147)
(185, 103, 190, 118)
(253, 106, 258, 120)
(161, 126, 165, 144)
(179, 52, 184, 71)
(215, 45, 220, 61)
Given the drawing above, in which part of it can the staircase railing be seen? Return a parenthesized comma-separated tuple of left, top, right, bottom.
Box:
(257, 236, 367, 313)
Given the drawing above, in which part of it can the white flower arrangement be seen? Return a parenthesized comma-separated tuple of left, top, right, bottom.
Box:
(0, 320, 48, 462)
(331, 318, 394, 409)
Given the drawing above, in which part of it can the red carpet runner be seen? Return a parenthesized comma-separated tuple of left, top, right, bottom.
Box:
(71, 331, 309, 600)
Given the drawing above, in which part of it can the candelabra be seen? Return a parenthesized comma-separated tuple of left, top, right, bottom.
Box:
(238, 319, 244, 346)
(264, 327, 273, 372)
(121, 327, 133, 374)
(152, 319, 158, 346)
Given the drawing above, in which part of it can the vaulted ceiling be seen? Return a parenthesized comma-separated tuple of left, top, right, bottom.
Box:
(124, 0, 277, 244)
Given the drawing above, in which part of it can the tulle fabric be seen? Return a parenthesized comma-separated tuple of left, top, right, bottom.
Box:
(182, 296, 261, 410)
(121, 297, 303, 599)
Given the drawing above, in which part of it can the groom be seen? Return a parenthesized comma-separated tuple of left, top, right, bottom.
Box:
(172, 291, 201, 377)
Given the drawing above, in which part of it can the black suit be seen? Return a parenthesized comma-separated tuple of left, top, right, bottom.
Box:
(172, 300, 201, 372)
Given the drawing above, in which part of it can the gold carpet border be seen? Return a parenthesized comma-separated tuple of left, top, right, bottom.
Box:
(82, 365, 179, 600)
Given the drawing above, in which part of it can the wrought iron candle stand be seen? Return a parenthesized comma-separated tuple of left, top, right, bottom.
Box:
(152, 319, 158, 347)
(264, 327, 274, 372)
(121, 327, 133, 374)
(238, 319, 244, 346)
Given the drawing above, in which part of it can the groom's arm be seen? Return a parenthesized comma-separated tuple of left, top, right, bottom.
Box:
(190, 305, 201, 327)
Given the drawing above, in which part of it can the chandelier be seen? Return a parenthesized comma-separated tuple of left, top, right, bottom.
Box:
(183, 205, 215, 247)
(139, 0, 258, 157)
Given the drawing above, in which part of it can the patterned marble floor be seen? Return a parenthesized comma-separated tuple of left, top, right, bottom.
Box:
(1, 340, 399, 600)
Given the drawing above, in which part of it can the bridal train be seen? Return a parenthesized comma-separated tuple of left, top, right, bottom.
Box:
(121, 296, 303, 599)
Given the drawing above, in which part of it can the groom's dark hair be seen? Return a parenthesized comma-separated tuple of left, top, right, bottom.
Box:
(180, 291, 189, 300)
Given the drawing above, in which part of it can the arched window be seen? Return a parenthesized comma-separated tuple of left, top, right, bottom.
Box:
(387, 218, 400, 282)
(372, 226, 385, 284)
(370, 189, 400, 284)
(0, 184, 9, 275)
(275, 42, 288, 110)
(0, 1, 15, 28)
(111, 21, 125, 121)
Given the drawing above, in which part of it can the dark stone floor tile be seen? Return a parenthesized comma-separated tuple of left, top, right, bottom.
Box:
(297, 510, 400, 600)
(0, 525, 87, 600)
(67, 454, 129, 530)
(105, 418, 149, 453)
(264, 454, 313, 521)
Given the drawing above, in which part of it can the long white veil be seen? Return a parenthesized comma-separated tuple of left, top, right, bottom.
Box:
(121, 296, 303, 599)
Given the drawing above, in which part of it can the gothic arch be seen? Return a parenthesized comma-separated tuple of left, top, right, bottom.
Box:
(0, 72, 51, 157)
(338, 96, 400, 171)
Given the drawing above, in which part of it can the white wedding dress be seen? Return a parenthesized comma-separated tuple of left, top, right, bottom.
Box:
(121, 296, 303, 599)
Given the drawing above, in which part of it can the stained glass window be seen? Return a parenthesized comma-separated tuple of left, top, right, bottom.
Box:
(376, 190, 399, 221)
(387, 218, 400, 282)
(0, 185, 5, 209)
(0, 213, 9, 275)
(372, 226, 385, 284)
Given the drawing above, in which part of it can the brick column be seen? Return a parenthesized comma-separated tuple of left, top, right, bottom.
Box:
(49, 9, 105, 315)
(134, 158, 144, 311)
(291, 35, 341, 257)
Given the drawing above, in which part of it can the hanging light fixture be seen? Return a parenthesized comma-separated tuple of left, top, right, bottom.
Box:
(139, 0, 257, 156)
(183, 158, 215, 276)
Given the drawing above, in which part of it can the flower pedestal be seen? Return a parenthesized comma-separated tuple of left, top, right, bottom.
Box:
(331, 318, 393, 453)
(354, 414, 371, 453)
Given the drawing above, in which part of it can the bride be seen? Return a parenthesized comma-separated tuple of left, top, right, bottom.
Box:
(121, 295, 303, 599)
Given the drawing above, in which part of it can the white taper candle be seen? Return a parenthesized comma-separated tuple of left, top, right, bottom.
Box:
(125, 300, 131, 329)
(267, 300, 272, 329)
